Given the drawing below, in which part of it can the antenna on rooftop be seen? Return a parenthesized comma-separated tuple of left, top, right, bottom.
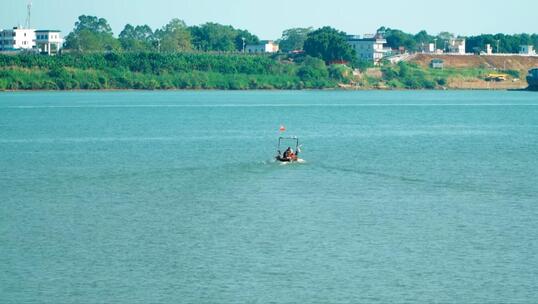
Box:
(25, 0, 32, 29)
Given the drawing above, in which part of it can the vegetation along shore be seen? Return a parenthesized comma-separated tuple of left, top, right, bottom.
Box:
(1, 15, 537, 91)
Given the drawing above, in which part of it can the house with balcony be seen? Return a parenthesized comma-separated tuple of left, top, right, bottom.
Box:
(35, 30, 63, 55)
(346, 34, 390, 64)
(0, 27, 63, 55)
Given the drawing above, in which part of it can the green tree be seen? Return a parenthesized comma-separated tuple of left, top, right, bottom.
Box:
(279, 27, 313, 52)
(436, 32, 455, 51)
(328, 64, 354, 83)
(154, 19, 192, 52)
(119, 24, 155, 52)
(414, 30, 434, 47)
(297, 56, 328, 80)
(466, 34, 538, 53)
(64, 15, 120, 52)
(380, 27, 417, 51)
(74, 15, 113, 34)
(303, 26, 355, 64)
(190, 23, 238, 52)
(437, 32, 455, 41)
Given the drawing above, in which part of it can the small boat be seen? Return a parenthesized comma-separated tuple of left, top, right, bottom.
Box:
(275, 136, 304, 163)
(527, 68, 538, 91)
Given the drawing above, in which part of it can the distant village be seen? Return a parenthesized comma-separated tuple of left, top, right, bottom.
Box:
(1, 2, 537, 66)
(2, 25, 537, 64)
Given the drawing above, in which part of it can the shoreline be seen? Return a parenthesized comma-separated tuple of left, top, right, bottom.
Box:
(2, 52, 535, 92)
(0, 87, 533, 93)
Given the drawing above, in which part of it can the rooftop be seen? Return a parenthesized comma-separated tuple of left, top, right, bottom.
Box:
(3, 27, 35, 31)
(346, 34, 386, 43)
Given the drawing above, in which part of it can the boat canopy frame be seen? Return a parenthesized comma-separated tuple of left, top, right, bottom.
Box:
(277, 136, 299, 154)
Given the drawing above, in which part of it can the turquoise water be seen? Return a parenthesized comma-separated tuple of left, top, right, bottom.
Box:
(1, 90, 538, 303)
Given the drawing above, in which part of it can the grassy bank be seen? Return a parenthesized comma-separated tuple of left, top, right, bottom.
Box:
(0, 53, 528, 91)
(0, 53, 339, 90)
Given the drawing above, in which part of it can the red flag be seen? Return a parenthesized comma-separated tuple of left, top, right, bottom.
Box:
(279, 125, 286, 132)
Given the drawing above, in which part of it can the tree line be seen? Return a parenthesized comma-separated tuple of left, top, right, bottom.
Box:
(62, 16, 538, 56)
(378, 27, 538, 54)
(64, 16, 260, 53)
(62, 16, 367, 67)
(62, 15, 321, 54)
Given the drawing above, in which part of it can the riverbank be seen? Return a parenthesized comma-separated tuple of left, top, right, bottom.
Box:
(0, 53, 341, 91)
(0, 53, 534, 91)
(408, 54, 538, 90)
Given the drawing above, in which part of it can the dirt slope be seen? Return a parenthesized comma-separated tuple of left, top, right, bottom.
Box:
(411, 54, 538, 71)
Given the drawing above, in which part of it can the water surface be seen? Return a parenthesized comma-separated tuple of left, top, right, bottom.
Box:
(1, 91, 538, 303)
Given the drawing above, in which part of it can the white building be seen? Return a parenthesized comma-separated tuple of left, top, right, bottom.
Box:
(0, 27, 63, 55)
(35, 30, 63, 55)
(421, 43, 436, 53)
(245, 40, 279, 54)
(448, 38, 466, 54)
(519, 45, 536, 56)
(347, 34, 390, 63)
(486, 44, 493, 55)
(0, 27, 36, 51)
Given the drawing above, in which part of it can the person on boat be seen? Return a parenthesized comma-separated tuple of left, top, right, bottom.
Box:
(283, 147, 292, 160)
(288, 150, 296, 160)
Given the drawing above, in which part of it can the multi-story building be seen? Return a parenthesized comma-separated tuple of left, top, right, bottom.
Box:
(347, 34, 390, 64)
(448, 38, 466, 54)
(35, 30, 63, 55)
(0, 27, 62, 55)
(245, 40, 279, 54)
(0, 27, 36, 51)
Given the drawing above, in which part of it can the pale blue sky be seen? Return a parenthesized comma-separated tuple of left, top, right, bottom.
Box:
(1, 0, 536, 39)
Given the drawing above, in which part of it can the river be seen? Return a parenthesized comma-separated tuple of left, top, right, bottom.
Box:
(1, 90, 537, 303)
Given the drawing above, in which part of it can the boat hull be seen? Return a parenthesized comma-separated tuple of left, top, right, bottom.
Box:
(527, 69, 538, 91)
(275, 156, 305, 163)
(527, 76, 538, 90)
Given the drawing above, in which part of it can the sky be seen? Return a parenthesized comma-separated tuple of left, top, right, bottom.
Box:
(1, 0, 536, 38)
